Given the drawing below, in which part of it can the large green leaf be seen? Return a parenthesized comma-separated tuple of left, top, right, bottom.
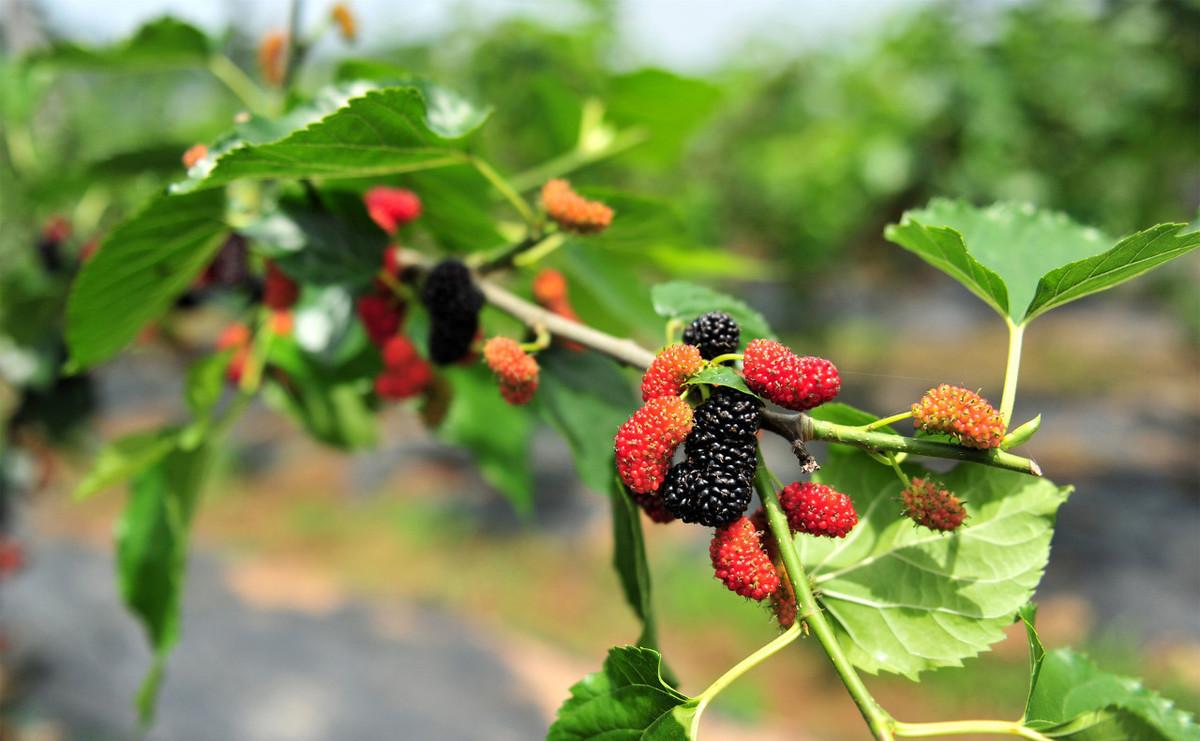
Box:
(244, 190, 388, 288)
(184, 86, 488, 190)
(1020, 607, 1198, 740)
(885, 199, 1199, 325)
(66, 189, 228, 369)
(117, 439, 214, 721)
(798, 448, 1071, 678)
(548, 646, 694, 741)
(439, 365, 533, 515)
(1025, 222, 1200, 322)
(685, 365, 755, 397)
(651, 281, 774, 342)
(31, 17, 211, 70)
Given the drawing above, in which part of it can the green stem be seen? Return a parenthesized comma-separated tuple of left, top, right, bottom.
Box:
(469, 155, 538, 228)
(512, 233, 567, 267)
(691, 623, 802, 733)
(709, 352, 743, 366)
(207, 54, 270, 116)
(802, 417, 1041, 476)
(508, 127, 649, 193)
(754, 464, 896, 740)
(519, 324, 551, 353)
(886, 454, 911, 488)
(894, 720, 1050, 740)
(862, 411, 913, 432)
(476, 233, 547, 274)
(999, 319, 1025, 427)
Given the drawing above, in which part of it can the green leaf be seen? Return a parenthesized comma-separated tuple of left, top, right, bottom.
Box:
(74, 429, 178, 501)
(184, 86, 487, 190)
(400, 166, 506, 253)
(651, 281, 774, 342)
(685, 365, 755, 396)
(1025, 650, 1198, 739)
(548, 646, 692, 741)
(611, 478, 663, 654)
(605, 68, 722, 167)
(1021, 608, 1198, 739)
(883, 212, 1010, 318)
(30, 17, 211, 70)
(809, 402, 899, 433)
(886, 200, 1198, 325)
(117, 439, 214, 721)
(798, 448, 1071, 678)
(1024, 223, 1200, 322)
(533, 349, 635, 493)
(439, 365, 533, 515)
(244, 190, 388, 288)
(581, 190, 766, 280)
(184, 352, 230, 422)
(66, 188, 228, 369)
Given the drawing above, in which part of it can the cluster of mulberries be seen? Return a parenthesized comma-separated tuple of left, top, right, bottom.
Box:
(912, 384, 1006, 449)
(483, 337, 539, 405)
(420, 259, 485, 365)
(540, 179, 613, 234)
(661, 387, 761, 527)
(683, 312, 740, 360)
(375, 334, 432, 401)
(641, 343, 705, 401)
(901, 478, 967, 532)
(709, 516, 779, 601)
(615, 396, 694, 496)
(532, 268, 583, 351)
(365, 187, 422, 235)
(779, 482, 858, 538)
(743, 339, 840, 411)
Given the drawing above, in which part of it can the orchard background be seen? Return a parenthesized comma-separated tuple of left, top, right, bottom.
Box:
(1, 1, 1198, 739)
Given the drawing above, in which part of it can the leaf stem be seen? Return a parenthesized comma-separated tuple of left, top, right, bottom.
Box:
(468, 154, 538, 228)
(893, 719, 1050, 740)
(861, 411, 912, 432)
(207, 54, 270, 116)
(754, 463, 896, 740)
(999, 319, 1025, 427)
(692, 622, 801, 730)
(886, 454, 911, 488)
(519, 324, 551, 353)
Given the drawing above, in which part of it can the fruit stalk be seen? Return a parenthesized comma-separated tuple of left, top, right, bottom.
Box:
(762, 411, 1042, 476)
(755, 463, 896, 740)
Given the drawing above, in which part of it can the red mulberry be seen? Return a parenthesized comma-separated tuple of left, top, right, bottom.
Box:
(912, 385, 1006, 449)
(614, 396, 694, 495)
(263, 261, 300, 311)
(640, 344, 705, 402)
(365, 187, 422, 235)
(483, 336, 540, 405)
(779, 482, 858, 538)
(710, 517, 780, 601)
(541, 179, 613, 234)
(901, 478, 967, 532)
(742, 339, 840, 411)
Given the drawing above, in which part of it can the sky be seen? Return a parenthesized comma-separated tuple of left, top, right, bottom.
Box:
(26, 0, 927, 72)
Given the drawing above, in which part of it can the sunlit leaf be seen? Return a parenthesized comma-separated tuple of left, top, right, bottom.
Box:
(797, 447, 1071, 678)
(549, 646, 693, 741)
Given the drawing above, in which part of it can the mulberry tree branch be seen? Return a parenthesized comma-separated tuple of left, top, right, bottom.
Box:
(403, 254, 1042, 477)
